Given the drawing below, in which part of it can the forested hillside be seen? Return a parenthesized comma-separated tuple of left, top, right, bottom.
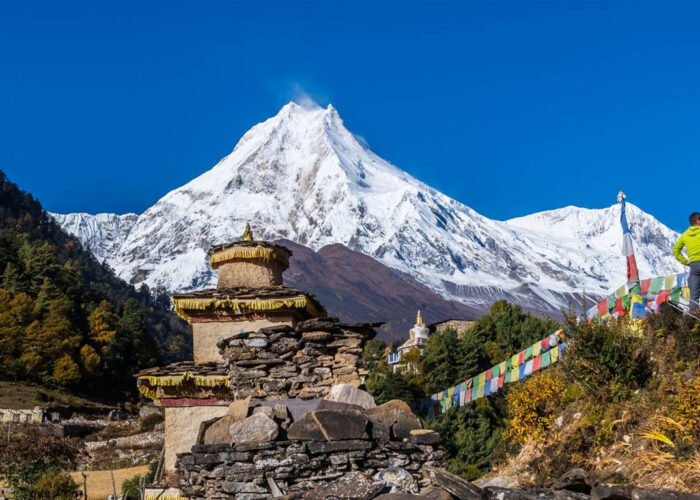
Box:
(0, 171, 190, 401)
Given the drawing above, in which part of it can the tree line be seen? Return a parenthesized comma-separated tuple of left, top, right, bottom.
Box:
(0, 171, 190, 400)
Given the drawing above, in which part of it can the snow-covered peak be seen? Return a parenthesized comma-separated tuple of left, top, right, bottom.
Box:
(52, 102, 685, 314)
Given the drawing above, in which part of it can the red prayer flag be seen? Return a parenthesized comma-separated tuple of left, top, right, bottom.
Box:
(614, 298, 625, 316)
(541, 337, 550, 350)
(485, 368, 492, 381)
(641, 279, 651, 295)
(532, 355, 542, 372)
(597, 299, 608, 316)
(498, 374, 505, 388)
(656, 290, 670, 304)
(627, 255, 640, 284)
(518, 350, 526, 365)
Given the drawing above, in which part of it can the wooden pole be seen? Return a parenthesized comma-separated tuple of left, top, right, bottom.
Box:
(139, 476, 145, 500)
(111, 470, 117, 499)
(82, 472, 88, 500)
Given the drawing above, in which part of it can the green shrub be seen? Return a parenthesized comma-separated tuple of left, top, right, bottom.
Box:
(122, 473, 143, 498)
(561, 315, 652, 400)
(0, 432, 78, 499)
(28, 470, 78, 500)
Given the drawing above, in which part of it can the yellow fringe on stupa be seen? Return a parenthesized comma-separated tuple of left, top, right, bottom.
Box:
(172, 296, 325, 321)
(136, 372, 230, 400)
(144, 489, 187, 500)
(209, 246, 289, 268)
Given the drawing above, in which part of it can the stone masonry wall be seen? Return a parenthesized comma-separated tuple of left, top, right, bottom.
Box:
(192, 314, 297, 363)
(218, 319, 376, 401)
(177, 439, 442, 499)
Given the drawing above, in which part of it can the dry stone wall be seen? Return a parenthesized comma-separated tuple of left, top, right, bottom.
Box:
(218, 318, 376, 401)
(177, 438, 442, 499)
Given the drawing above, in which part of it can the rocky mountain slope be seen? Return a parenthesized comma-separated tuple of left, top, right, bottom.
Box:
(51, 102, 684, 316)
(279, 239, 480, 341)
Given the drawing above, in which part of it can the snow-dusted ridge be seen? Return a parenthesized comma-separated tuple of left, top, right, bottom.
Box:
(51, 102, 684, 314)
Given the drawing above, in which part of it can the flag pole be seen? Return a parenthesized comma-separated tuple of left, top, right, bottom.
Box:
(618, 191, 641, 294)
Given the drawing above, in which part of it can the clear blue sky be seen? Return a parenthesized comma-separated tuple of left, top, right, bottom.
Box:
(1, 1, 698, 232)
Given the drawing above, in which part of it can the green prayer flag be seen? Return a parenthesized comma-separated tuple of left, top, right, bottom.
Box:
(649, 277, 664, 294)
(525, 345, 533, 360)
(541, 351, 551, 368)
(492, 364, 500, 379)
(607, 294, 616, 310)
(622, 294, 631, 309)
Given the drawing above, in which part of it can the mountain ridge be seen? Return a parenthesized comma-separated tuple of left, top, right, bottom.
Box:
(50, 102, 684, 315)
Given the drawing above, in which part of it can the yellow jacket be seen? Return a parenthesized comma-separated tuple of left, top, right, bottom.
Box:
(673, 226, 700, 265)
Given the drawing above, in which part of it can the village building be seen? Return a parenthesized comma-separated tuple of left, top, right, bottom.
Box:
(0, 406, 43, 424)
(136, 225, 327, 475)
(387, 311, 431, 372)
(428, 318, 475, 336)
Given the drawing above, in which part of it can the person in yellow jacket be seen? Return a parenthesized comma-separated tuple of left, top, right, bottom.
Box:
(673, 212, 700, 307)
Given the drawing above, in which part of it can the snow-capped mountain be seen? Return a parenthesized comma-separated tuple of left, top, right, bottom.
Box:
(51, 102, 684, 314)
(52, 212, 138, 264)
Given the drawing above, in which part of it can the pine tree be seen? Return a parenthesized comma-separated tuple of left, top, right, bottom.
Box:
(53, 354, 81, 386)
(88, 300, 118, 351)
(79, 344, 101, 375)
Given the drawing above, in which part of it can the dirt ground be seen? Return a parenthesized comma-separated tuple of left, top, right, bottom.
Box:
(0, 381, 112, 412)
(70, 465, 150, 499)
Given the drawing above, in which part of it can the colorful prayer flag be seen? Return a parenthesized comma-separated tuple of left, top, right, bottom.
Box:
(541, 350, 551, 368)
(532, 354, 542, 372)
(619, 194, 640, 285)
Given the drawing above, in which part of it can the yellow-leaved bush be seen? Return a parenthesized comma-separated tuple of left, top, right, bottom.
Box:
(504, 370, 566, 444)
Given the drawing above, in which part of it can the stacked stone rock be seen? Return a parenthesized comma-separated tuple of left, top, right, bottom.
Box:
(219, 318, 378, 401)
(177, 398, 443, 499)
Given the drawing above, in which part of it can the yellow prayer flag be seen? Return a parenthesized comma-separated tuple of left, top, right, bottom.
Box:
(532, 341, 541, 357)
(551, 346, 559, 363)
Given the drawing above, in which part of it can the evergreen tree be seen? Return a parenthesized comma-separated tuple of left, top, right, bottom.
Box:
(53, 354, 81, 386)
(88, 300, 118, 351)
(421, 327, 470, 394)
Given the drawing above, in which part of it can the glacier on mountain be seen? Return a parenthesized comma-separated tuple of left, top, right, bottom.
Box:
(51, 102, 684, 314)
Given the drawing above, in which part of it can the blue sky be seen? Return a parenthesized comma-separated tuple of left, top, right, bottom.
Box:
(1, 1, 698, 232)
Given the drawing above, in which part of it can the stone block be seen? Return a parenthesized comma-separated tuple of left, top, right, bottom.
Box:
(203, 415, 236, 444)
(408, 429, 441, 445)
(552, 469, 592, 494)
(423, 467, 483, 500)
(230, 413, 279, 445)
(229, 397, 252, 421)
(374, 466, 419, 494)
(392, 412, 422, 439)
(287, 413, 327, 441)
(311, 410, 369, 441)
(592, 485, 632, 500)
(631, 489, 700, 500)
(303, 472, 385, 500)
(306, 440, 373, 454)
(324, 384, 376, 409)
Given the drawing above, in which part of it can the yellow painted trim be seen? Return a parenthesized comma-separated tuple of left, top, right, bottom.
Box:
(136, 373, 230, 401)
(144, 489, 187, 500)
(209, 246, 288, 268)
(172, 295, 325, 322)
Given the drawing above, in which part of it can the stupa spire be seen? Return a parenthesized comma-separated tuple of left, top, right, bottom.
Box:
(416, 310, 425, 327)
(241, 222, 254, 241)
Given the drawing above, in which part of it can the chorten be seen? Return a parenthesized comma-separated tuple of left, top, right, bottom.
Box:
(136, 225, 326, 474)
(387, 310, 431, 371)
